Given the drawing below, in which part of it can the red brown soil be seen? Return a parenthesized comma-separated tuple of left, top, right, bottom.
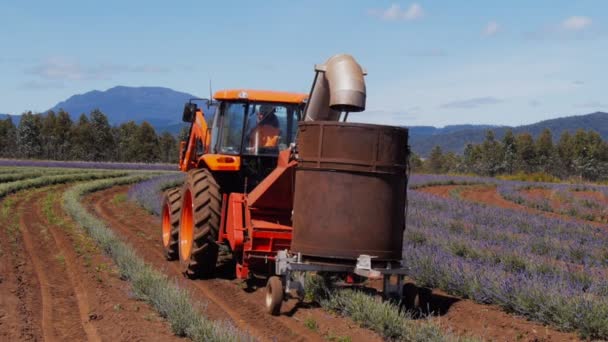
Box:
(422, 184, 607, 228)
(572, 190, 608, 204)
(84, 186, 384, 342)
(522, 188, 571, 213)
(0, 186, 181, 341)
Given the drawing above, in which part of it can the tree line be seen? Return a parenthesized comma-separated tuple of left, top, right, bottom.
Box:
(0, 109, 180, 163)
(412, 128, 608, 181)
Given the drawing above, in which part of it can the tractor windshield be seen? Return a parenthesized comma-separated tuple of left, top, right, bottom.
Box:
(243, 103, 300, 156)
(213, 102, 301, 156)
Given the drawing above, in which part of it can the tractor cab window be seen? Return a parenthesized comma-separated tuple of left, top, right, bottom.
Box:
(243, 103, 299, 156)
(216, 102, 247, 154)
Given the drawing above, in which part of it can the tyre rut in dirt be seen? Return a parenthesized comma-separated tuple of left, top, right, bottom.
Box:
(179, 169, 222, 278)
(161, 187, 181, 261)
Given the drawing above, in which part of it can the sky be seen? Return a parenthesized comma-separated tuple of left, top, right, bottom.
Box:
(0, 0, 606, 127)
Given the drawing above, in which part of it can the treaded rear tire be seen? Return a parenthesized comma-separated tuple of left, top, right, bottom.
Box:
(179, 169, 222, 278)
(161, 187, 181, 260)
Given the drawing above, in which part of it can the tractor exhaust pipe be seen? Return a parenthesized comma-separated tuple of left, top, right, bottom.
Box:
(304, 54, 366, 121)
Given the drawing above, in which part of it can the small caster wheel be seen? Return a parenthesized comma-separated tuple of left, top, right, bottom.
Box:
(401, 283, 419, 310)
(266, 276, 284, 315)
(417, 287, 432, 313)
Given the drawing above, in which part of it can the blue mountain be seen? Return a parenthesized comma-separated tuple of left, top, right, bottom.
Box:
(49, 86, 213, 133)
(410, 112, 608, 156)
(0, 114, 19, 122)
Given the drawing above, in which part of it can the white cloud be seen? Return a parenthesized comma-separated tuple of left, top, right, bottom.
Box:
(483, 21, 500, 37)
(25, 57, 170, 81)
(370, 3, 424, 21)
(440, 97, 503, 109)
(20, 80, 66, 90)
(561, 16, 592, 31)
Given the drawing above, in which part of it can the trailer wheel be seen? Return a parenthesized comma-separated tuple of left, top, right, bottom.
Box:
(161, 187, 181, 260)
(179, 169, 221, 278)
(266, 276, 284, 315)
(417, 287, 432, 313)
(401, 283, 420, 310)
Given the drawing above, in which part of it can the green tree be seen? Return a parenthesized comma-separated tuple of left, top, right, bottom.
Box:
(480, 130, 503, 176)
(515, 133, 536, 173)
(41, 111, 57, 159)
(556, 131, 574, 178)
(89, 109, 115, 161)
(116, 121, 140, 161)
(17, 112, 42, 158)
(427, 145, 444, 174)
(71, 114, 94, 160)
(0, 117, 17, 158)
(571, 130, 608, 180)
(501, 129, 517, 174)
(54, 110, 73, 160)
(159, 132, 178, 163)
(442, 152, 460, 173)
(462, 143, 483, 174)
(136, 121, 160, 163)
(409, 152, 423, 173)
(535, 128, 557, 174)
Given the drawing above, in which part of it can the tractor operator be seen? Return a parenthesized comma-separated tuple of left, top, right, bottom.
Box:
(248, 104, 280, 150)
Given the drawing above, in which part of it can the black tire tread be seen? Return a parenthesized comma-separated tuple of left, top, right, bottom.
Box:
(181, 169, 222, 278)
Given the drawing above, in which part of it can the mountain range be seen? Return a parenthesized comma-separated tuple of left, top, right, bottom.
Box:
(50, 86, 202, 133)
(409, 112, 608, 156)
(2, 86, 607, 156)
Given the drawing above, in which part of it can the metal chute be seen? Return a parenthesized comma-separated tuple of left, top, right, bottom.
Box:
(303, 54, 367, 121)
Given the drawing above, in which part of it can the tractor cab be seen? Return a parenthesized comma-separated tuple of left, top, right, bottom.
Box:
(179, 89, 307, 192)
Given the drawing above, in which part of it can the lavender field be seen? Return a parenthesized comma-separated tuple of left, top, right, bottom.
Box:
(125, 172, 608, 339)
(407, 174, 608, 339)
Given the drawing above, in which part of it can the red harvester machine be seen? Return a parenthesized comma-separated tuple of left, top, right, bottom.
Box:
(162, 54, 416, 314)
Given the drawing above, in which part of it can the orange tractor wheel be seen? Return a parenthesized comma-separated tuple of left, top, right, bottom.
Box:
(178, 169, 222, 278)
(161, 188, 181, 260)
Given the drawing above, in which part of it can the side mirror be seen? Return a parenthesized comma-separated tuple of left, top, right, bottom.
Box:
(182, 103, 197, 123)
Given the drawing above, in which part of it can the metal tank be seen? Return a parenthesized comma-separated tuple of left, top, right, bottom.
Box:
(291, 121, 409, 262)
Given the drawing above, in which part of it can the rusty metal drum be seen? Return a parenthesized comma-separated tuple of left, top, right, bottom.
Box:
(291, 121, 409, 262)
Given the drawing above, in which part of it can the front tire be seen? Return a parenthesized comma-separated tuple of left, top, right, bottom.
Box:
(178, 169, 222, 278)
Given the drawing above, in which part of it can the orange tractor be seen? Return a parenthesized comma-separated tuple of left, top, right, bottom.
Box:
(162, 54, 414, 314)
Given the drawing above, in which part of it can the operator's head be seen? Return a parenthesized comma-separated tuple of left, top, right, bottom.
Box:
(258, 104, 275, 120)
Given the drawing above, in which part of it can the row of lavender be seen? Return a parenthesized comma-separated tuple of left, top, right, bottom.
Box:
(127, 173, 185, 215)
(0, 158, 176, 171)
(407, 174, 608, 339)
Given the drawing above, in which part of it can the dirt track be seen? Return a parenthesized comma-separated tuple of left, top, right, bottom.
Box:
(85, 186, 383, 342)
(0, 186, 181, 341)
(88, 186, 580, 342)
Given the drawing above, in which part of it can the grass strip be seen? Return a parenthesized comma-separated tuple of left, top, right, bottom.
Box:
(0, 170, 134, 199)
(0, 168, 119, 184)
(62, 175, 251, 342)
(303, 276, 475, 342)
